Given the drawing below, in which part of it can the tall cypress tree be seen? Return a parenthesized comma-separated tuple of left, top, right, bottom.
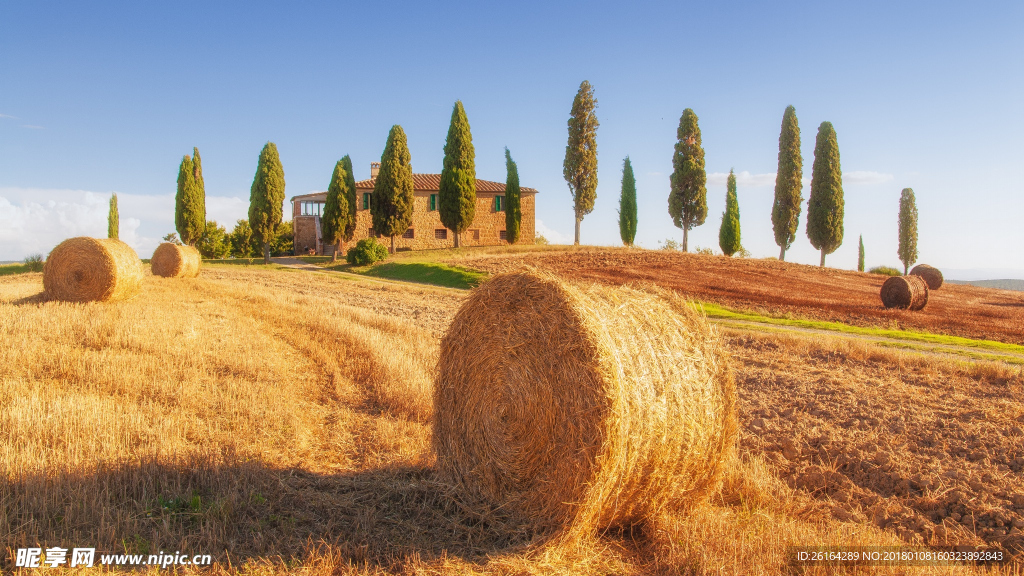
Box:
(668, 108, 707, 252)
(341, 155, 357, 243)
(248, 142, 286, 264)
(108, 193, 119, 239)
(898, 188, 918, 275)
(176, 154, 205, 245)
(719, 169, 741, 256)
(372, 125, 414, 254)
(439, 101, 476, 248)
(504, 148, 522, 244)
(322, 158, 352, 261)
(806, 121, 844, 267)
(619, 156, 637, 246)
(858, 234, 865, 272)
(563, 80, 599, 245)
(193, 147, 206, 236)
(772, 106, 803, 261)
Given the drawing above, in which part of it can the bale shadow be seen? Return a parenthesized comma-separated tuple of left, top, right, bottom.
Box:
(9, 292, 48, 306)
(0, 455, 543, 571)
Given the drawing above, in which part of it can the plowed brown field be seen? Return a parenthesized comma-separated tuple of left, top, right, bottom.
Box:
(452, 248, 1024, 345)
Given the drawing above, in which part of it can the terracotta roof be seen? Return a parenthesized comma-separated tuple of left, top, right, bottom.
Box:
(290, 191, 327, 201)
(354, 174, 537, 194)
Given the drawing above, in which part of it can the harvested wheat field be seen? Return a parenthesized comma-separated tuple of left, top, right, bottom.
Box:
(448, 247, 1024, 345)
(1, 264, 1022, 574)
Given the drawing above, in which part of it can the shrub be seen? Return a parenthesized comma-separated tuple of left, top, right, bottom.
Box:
(660, 239, 682, 251)
(694, 246, 714, 256)
(346, 238, 389, 266)
(23, 254, 44, 272)
(535, 234, 549, 246)
(869, 266, 902, 277)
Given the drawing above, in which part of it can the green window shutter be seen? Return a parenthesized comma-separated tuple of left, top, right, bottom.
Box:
(430, 194, 436, 211)
(363, 193, 370, 210)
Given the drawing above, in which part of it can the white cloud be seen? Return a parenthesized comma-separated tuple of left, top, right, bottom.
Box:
(21, 124, 45, 130)
(535, 219, 572, 244)
(705, 170, 893, 189)
(0, 188, 283, 260)
(843, 171, 894, 185)
(707, 171, 777, 188)
(0, 113, 18, 120)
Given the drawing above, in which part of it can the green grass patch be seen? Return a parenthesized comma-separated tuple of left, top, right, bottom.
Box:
(698, 301, 1024, 355)
(354, 262, 487, 289)
(0, 263, 35, 277)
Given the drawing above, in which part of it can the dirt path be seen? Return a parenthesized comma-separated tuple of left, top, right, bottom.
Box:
(714, 318, 1024, 365)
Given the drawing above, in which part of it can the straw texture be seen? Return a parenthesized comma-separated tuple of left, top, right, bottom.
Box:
(151, 243, 202, 278)
(880, 275, 929, 310)
(433, 270, 737, 541)
(909, 264, 943, 290)
(43, 237, 143, 303)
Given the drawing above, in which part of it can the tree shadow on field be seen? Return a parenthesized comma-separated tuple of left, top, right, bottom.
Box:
(0, 454, 543, 571)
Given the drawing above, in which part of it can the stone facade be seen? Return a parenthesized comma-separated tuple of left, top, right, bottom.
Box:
(291, 168, 537, 255)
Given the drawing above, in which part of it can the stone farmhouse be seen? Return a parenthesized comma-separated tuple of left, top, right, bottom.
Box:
(291, 162, 537, 255)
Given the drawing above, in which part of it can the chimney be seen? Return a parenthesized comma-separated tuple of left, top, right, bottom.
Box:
(370, 162, 380, 178)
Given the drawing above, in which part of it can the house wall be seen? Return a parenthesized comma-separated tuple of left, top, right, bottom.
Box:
(292, 196, 326, 255)
(292, 189, 536, 254)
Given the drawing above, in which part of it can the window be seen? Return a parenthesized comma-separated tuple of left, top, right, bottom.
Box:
(471, 229, 480, 240)
(369, 228, 380, 238)
(300, 201, 325, 216)
(500, 230, 507, 241)
(402, 228, 414, 239)
(363, 193, 371, 210)
(495, 195, 504, 212)
(429, 194, 437, 211)
(434, 229, 448, 240)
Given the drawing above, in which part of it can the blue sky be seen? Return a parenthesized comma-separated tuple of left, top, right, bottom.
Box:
(2, 1, 1022, 277)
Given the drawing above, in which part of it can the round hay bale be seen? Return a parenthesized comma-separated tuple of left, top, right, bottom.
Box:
(43, 237, 143, 303)
(910, 264, 943, 290)
(150, 243, 202, 278)
(880, 275, 929, 310)
(433, 270, 738, 540)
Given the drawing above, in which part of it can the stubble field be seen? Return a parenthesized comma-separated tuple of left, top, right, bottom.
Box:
(1, 258, 1022, 574)
(447, 248, 1024, 345)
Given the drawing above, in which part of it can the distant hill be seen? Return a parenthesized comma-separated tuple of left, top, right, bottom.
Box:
(947, 279, 1024, 292)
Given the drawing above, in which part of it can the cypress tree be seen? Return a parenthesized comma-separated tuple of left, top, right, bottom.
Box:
(372, 125, 414, 254)
(898, 188, 918, 275)
(341, 155, 357, 243)
(248, 142, 286, 264)
(563, 80, 599, 245)
(108, 193, 119, 239)
(504, 148, 522, 244)
(618, 156, 637, 246)
(322, 158, 352, 262)
(668, 108, 707, 252)
(772, 106, 803, 261)
(806, 121, 844, 267)
(176, 154, 205, 245)
(439, 101, 476, 248)
(193, 146, 207, 236)
(858, 234, 865, 272)
(719, 169, 741, 256)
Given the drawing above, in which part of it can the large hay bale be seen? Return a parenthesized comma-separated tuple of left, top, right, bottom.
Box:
(880, 275, 929, 310)
(910, 264, 943, 290)
(150, 243, 202, 278)
(433, 270, 737, 540)
(43, 237, 143, 303)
